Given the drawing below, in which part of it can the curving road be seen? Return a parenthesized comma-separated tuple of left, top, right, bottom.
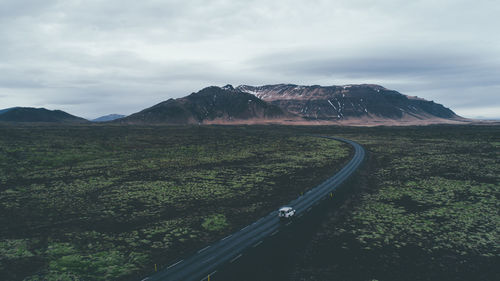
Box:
(144, 136, 365, 281)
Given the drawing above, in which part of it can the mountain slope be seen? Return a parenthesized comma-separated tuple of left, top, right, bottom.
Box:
(0, 107, 18, 115)
(236, 84, 461, 122)
(0, 107, 89, 123)
(120, 85, 288, 124)
(92, 114, 126, 122)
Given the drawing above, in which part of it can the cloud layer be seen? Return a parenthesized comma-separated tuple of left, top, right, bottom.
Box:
(1, 0, 499, 119)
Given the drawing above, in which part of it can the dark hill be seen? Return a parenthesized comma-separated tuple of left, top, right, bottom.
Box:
(237, 84, 461, 122)
(0, 107, 18, 115)
(119, 86, 288, 124)
(0, 107, 89, 123)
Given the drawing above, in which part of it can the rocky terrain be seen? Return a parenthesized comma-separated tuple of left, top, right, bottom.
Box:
(237, 84, 464, 125)
(1, 84, 473, 126)
(118, 85, 288, 124)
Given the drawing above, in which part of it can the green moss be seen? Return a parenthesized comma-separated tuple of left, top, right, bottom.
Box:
(202, 214, 229, 232)
(0, 239, 34, 259)
(0, 125, 350, 280)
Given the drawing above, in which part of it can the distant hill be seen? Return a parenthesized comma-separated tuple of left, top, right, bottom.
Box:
(1, 84, 466, 126)
(236, 84, 462, 123)
(92, 114, 126, 122)
(0, 107, 89, 123)
(119, 85, 288, 124)
(0, 107, 18, 115)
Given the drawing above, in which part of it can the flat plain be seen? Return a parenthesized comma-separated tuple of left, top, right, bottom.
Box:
(289, 125, 499, 281)
(1, 124, 498, 281)
(0, 124, 350, 281)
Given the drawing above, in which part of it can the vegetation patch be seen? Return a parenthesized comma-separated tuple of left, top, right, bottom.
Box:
(291, 125, 499, 281)
(0, 125, 350, 280)
(202, 214, 229, 232)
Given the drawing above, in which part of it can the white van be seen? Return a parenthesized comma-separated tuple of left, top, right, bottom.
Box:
(278, 206, 296, 218)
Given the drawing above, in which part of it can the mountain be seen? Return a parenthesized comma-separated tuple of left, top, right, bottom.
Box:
(0, 84, 466, 125)
(0, 107, 18, 115)
(236, 84, 462, 123)
(92, 114, 126, 122)
(0, 107, 89, 123)
(119, 85, 288, 124)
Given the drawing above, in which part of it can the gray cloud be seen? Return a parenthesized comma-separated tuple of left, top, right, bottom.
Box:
(0, 0, 499, 119)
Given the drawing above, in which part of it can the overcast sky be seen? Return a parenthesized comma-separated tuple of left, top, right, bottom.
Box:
(1, 0, 499, 119)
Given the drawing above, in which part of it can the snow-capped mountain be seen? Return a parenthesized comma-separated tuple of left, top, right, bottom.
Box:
(236, 84, 460, 121)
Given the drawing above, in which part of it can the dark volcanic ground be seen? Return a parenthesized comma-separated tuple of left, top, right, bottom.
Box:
(213, 125, 499, 281)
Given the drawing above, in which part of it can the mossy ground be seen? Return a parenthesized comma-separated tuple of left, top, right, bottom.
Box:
(0, 124, 350, 281)
(291, 125, 499, 281)
(2, 124, 497, 281)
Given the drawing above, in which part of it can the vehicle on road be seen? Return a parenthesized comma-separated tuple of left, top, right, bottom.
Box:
(145, 137, 365, 281)
(278, 206, 296, 219)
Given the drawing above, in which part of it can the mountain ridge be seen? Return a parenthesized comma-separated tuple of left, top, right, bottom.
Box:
(0, 84, 473, 126)
(117, 86, 289, 124)
(0, 107, 18, 115)
(92, 114, 126, 122)
(0, 107, 89, 123)
(235, 84, 461, 122)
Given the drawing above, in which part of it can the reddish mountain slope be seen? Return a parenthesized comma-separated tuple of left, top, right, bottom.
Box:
(236, 84, 461, 122)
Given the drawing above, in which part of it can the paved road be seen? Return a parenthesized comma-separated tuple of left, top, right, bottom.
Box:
(144, 136, 365, 281)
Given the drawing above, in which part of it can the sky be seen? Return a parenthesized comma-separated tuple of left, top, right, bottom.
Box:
(0, 0, 499, 119)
